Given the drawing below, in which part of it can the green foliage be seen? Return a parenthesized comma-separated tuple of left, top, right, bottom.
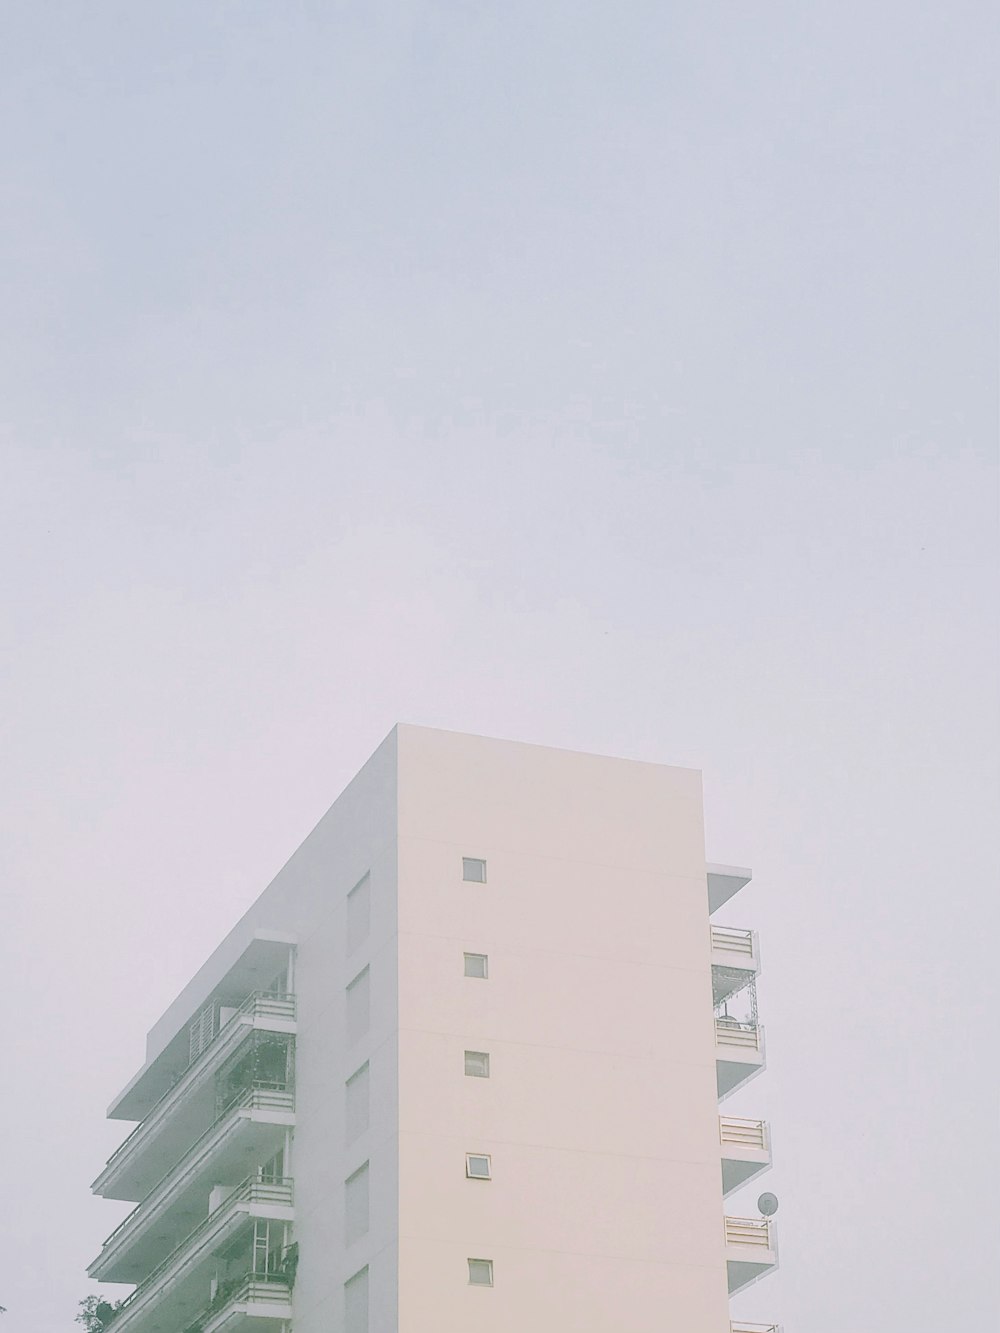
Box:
(76, 1296, 123, 1332)
(215, 1032, 292, 1114)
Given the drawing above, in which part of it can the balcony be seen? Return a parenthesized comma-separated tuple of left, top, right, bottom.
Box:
(731, 1324, 781, 1333)
(711, 925, 759, 1002)
(725, 1216, 778, 1294)
(94, 994, 297, 1202)
(103, 1177, 294, 1333)
(715, 1019, 765, 1100)
(90, 1086, 295, 1282)
(199, 1277, 294, 1333)
(719, 1116, 771, 1195)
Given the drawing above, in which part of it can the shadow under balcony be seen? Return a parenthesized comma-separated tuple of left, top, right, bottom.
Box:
(719, 1116, 772, 1195)
(198, 1276, 294, 1333)
(725, 1215, 778, 1294)
(90, 1086, 295, 1283)
(94, 994, 296, 1203)
(102, 1177, 294, 1333)
(715, 1017, 765, 1099)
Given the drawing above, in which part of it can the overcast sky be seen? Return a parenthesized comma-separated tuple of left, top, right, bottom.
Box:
(2, 3, 997, 1329)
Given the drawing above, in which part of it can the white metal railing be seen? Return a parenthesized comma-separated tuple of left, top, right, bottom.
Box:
(107, 1177, 294, 1326)
(715, 1018, 763, 1050)
(711, 925, 755, 956)
(102, 993, 296, 1173)
(250, 993, 297, 1023)
(724, 1216, 774, 1249)
(199, 1275, 293, 1333)
(719, 1116, 768, 1150)
(239, 1279, 293, 1305)
(97, 1084, 295, 1256)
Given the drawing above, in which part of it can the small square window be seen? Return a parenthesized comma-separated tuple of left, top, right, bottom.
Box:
(463, 952, 488, 979)
(464, 1050, 490, 1078)
(467, 1258, 494, 1286)
(465, 1153, 492, 1180)
(462, 857, 487, 883)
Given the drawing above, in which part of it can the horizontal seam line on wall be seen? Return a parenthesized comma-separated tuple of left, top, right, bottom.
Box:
(397, 1130, 722, 1166)
(396, 833, 707, 876)
(396, 1028, 718, 1063)
(395, 1237, 726, 1269)
(395, 930, 714, 971)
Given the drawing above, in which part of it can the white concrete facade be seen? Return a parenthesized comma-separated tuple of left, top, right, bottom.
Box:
(89, 725, 776, 1333)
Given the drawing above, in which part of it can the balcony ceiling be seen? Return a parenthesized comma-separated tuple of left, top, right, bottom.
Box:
(109, 935, 295, 1122)
(707, 864, 752, 914)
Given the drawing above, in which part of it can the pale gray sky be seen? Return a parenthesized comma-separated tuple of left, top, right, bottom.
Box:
(1, 3, 997, 1329)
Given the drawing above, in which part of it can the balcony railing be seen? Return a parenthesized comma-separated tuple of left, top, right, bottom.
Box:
(731, 1323, 780, 1333)
(724, 1216, 775, 1249)
(103, 993, 297, 1173)
(195, 1274, 293, 1333)
(108, 1177, 294, 1327)
(719, 1116, 769, 1150)
(98, 1084, 294, 1258)
(715, 1018, 763, 1050)
(711, 925, 755, 957)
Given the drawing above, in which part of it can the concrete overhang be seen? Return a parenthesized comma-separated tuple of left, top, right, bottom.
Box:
(108, 930, 296, 1122)
(707, 863, 752, 914)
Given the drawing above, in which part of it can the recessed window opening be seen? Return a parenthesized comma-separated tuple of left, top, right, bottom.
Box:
(467, 1258, 494, 1286)
(462, 857, 487, 883)
(465, 1153, 492, 1180)
(345, 1062, 370, 1145)
(345, 1161, 370, 1245)
(346, 966, 370, 1045)
(345, 1265, 369, 1333)
(463, 952, 488, 979)
(346, 873, 371, 956)
(464, 1050, 490, 1078)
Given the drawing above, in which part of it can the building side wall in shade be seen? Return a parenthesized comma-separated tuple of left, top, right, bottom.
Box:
(116, 727, 402, 1333)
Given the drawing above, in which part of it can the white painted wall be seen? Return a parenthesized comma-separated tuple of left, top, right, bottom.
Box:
(121, 727, 402, 1333)
(395, 726, 729, 1333)
(109, 725, 730, 1332)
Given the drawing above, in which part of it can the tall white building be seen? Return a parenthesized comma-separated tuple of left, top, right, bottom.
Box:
(89, 725, 778, 1333)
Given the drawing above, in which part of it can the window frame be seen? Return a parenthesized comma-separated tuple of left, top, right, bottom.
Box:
(465, 1152, 492, 1180)
(467, 1258, 494, 1287)
(462, 857, 487, 883)
(464, 1049, 490, 1078)
(463, 952, 489, 979)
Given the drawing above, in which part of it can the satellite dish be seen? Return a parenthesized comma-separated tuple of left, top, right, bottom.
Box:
(757, 1192, 779, 1217)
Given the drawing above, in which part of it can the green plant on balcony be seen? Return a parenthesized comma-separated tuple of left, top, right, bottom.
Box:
(76, 1297, 124, 1332)
(280, 1241, 299, 1288)
(214, 1033, 292, 1115)
(184, 1263, 290, 1333)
